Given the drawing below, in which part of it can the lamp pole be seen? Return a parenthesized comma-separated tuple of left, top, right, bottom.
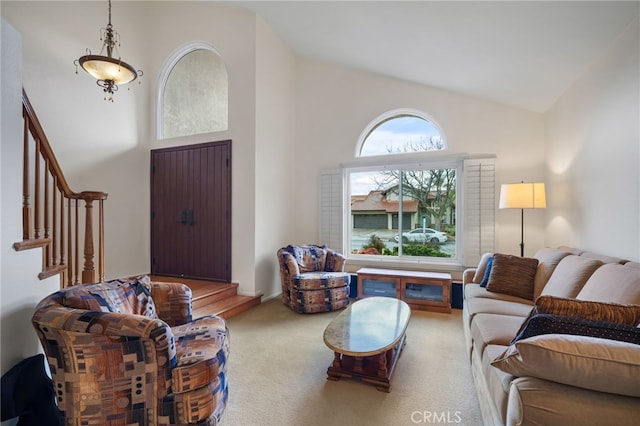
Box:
(519, 208, 524, 257)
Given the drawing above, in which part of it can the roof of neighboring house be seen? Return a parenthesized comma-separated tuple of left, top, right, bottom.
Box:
(351, 190, 418, 213)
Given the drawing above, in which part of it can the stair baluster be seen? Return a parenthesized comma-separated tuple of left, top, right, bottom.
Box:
(13, 89, 108, 287)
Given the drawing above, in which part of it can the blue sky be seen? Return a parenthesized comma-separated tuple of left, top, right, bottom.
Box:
(360, 116, 442, 157)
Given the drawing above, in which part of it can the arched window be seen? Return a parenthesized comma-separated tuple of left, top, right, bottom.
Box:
(357, 110, 446, 157)
(157, 43, 228, 139)
(320, 108, 495, 267)
(346, 110, 459, 261)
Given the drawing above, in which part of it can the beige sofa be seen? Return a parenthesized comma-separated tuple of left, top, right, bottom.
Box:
(462, 246, 640, 426)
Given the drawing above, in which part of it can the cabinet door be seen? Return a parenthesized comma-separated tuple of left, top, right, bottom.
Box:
(151, 140, 231, 281)
(357, 274, 401, 299)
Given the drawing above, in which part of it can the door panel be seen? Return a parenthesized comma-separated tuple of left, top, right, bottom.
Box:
(151, 140, 231, 282)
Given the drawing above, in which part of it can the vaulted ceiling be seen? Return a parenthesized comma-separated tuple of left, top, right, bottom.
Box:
(234, 1, 639, 113)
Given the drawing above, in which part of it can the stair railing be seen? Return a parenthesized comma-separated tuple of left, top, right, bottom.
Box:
(13, 89, 108, 287)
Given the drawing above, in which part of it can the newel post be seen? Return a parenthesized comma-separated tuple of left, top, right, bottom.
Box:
(80, 191, 108, 283)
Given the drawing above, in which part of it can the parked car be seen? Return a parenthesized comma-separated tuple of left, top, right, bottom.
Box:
(394, 228, 448, 244)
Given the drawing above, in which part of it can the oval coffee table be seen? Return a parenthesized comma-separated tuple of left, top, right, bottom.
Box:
(323, 296, 411, 392)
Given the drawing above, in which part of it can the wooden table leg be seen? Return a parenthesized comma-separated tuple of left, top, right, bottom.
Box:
(332, 352, 341, 368)
(377, 350, 389, 378)
(354, 356, 364, 373)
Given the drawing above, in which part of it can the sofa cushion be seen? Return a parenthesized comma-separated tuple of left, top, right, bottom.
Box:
(293, 272, 350, 290)
(292, 286, 350, 314)
(540, 255, 603, 298)
(63, 277, 157, 318)
(579, 251, 628, 265)
(486, 254, 538, 300)
(624, 261, 640, 270)
(465, 296, 533, 324)
(506, 376, 640, 426)
(482, 344, 514, 419)
(531, 247, 572, 299)
(491, 334, 640, 397)
(577, 263, 640, 304)
(512, 313, 640, 345)
(465, 283, 535, 303)
(556, 245, 583, 255)
(471, 313, 526, 354)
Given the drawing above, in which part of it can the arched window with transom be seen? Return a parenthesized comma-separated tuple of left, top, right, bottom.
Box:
(322, 110, 495, 266)
(157, 43, 228, 140)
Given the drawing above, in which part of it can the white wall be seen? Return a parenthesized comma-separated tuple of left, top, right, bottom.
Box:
(294, 60, 546, 261)
(254, 17, 297, 300)
(545, 17, 640, 261)
(1, 19, 60, 375)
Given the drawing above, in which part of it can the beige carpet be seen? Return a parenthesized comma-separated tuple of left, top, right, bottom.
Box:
(221, 298, 482, 426)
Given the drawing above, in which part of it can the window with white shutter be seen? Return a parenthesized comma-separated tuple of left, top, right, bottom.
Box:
(318, 109, 496, 266)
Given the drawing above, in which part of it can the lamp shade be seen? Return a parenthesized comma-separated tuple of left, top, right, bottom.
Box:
(499, 182, 546, 209)
(78, 55, 138, 85)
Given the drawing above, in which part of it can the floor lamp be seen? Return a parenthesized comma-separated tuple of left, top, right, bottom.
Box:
(499, 182, 546, 257)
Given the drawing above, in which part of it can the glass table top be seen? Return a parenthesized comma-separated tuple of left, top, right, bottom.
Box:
(323, 297, 411, 356)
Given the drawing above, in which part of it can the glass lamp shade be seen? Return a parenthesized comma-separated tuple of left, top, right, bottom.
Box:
(78, 54, 137, 85)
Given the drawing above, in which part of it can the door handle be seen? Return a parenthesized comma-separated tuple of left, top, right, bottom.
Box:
(177, 209, 187, 224)
(188, 209, 195, 225)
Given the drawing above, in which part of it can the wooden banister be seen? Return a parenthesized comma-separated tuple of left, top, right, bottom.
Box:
(13, 90, 108, 287)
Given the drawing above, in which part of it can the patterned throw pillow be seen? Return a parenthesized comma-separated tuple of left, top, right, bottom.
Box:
(514, 295, 640, 339)
(512, 313, 640, 345)
(485, 253, 539, 300)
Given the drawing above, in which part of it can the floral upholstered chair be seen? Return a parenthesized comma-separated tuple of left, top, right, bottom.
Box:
(31, 276, 229, 426)
(277, 244, 351, 313)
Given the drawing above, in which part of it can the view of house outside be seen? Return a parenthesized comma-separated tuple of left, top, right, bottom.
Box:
(349, 114, 457, 259)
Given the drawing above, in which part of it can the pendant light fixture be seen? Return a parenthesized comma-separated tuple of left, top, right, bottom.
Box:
(74, 0, 142, 101)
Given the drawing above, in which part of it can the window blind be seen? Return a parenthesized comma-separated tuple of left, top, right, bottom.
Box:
(318, 169, 344, 253)
(462, 158, 496, 267)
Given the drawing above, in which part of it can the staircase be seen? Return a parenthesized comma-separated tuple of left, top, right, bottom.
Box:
(16, 90, 107, 286)
(150, 275, 261, 319)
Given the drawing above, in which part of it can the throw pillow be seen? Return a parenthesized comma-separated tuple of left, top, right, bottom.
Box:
(485, 253, 538, 300)
(491, 334, 640, 397)
(479, 256, 493, 288)
(511, 313, 640, 345)
(514, 295, 640, 339)
(472, 252, 494, 283)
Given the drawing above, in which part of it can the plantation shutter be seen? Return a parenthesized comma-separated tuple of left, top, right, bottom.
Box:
(318, 169, 344, 253)
(462, 158, 496, 267)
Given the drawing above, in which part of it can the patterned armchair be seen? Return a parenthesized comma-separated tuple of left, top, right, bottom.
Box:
(31, 276, 229, 426)
(277, 244, 351, 313)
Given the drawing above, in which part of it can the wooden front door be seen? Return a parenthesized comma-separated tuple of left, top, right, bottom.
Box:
(151, 140, 231, 282)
